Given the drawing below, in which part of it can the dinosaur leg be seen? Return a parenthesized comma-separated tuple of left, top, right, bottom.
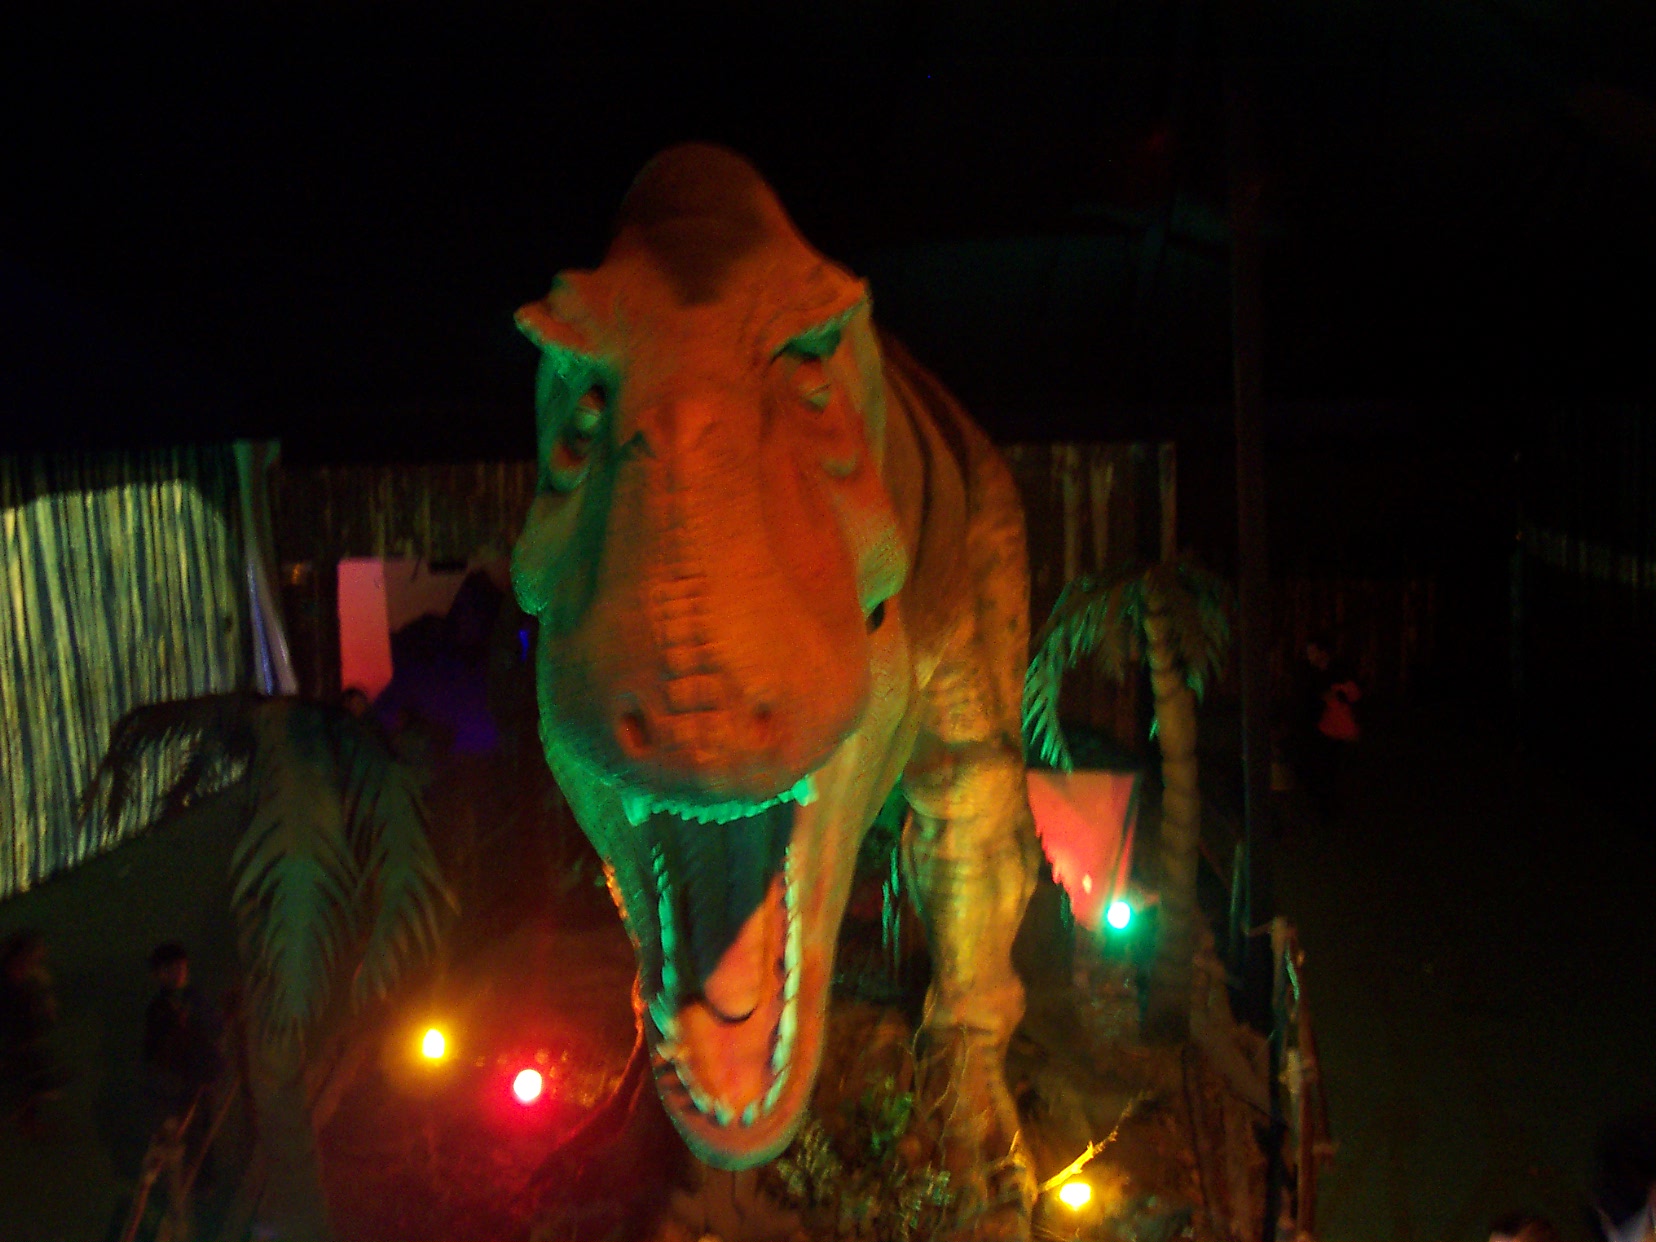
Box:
(903, 736, 1041, 1238)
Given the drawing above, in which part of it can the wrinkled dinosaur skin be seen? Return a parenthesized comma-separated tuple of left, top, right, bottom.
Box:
(513, 145, 1041, 1227)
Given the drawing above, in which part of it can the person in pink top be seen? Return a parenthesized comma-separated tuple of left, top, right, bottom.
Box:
(1295, 634, 1361, 821)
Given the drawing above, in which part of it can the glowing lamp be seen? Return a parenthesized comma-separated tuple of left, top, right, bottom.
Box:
(1105, 899, 1133, 931)
(1058, 1180, 1092, 1210)
(420, 1027, 447, 1061)
(512, 1068, 545, 1104)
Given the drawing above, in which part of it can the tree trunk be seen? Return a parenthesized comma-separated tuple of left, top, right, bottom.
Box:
(1142, 588, 1201, 1044)
(248, 1038, 336, 1242)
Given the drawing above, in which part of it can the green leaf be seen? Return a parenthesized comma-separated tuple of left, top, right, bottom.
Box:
(233, 700, 359, 1046)
(78, 692, 262, 830)
(334, 718, 452, 1007)
(1025, 556, 1235, 755)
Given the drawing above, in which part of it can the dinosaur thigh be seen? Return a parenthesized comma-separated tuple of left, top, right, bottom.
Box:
(898, 452, 1040, 1045)
(900, 648, 1039, 1047)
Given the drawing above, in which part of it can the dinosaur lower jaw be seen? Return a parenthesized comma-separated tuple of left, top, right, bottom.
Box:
(648, 974, 823, 1168)
(634, 807, 827, 1168)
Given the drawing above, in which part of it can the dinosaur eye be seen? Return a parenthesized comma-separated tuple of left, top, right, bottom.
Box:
(792, 358, 833, 412)
(547, 384, 605, 490)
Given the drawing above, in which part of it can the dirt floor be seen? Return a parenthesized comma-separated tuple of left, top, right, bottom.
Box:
(6, 698, 1651, 1240)
(0, 789, 245, 1242)
(1265, 702, 1656, 1241)
(319, 917, 638, 1241)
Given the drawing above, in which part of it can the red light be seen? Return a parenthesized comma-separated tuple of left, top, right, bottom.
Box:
(511, 1068, 544, 1104)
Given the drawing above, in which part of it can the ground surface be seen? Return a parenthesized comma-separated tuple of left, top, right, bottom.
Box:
(320, 916, 637, 1241)
(1267, 702, 1656, 1240)
(4, 702, 1654, 1240)
(0, 790, 244, 1242)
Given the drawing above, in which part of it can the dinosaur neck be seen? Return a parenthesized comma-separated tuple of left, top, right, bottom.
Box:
(878, 332, 972, 682)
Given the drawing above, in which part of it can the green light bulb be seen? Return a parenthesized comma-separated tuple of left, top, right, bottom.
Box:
(1106, 899, 1132, 930)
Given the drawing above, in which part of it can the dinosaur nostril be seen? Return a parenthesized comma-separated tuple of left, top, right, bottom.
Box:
(618, 709, 652, 757)
(751, 703, 777, 750)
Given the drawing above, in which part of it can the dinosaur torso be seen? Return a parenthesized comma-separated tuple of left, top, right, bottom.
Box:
(513, 146, 1038, 1206)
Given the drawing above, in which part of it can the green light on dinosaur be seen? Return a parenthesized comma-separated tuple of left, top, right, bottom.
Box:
(1105, 899, 1132, 931)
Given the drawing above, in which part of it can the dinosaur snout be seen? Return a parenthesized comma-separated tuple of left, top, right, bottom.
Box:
(607, 669, 855, 802)
(612, 684, 779, 768)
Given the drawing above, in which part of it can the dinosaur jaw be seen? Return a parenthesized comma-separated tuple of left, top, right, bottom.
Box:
(546, 669, 907, 1169)
(641, 834, 827, 1167)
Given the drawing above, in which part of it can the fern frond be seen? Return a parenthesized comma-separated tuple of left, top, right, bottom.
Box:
(1023, 570, 1144, 769)
(232, 700, 358, 1046)
(337, 717, 451, 1006)
(1170, 559, 1234, 699)
(1022, 647, 1074, 771)
(79, 692, 263, 829)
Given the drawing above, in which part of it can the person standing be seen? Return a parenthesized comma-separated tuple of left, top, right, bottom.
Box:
(1294, 635, 1362, 822)
(0, 930, 67, 1135)
(143, 943, 225, 1185)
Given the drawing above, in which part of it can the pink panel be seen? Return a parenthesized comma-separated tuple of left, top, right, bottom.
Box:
(1026, 770, 1139, 932)
(337, 559, 394, 702)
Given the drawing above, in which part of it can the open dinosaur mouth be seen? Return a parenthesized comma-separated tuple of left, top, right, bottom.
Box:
(620, 773, 823, 1162)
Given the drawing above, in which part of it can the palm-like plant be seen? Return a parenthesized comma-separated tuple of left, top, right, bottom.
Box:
(81, 691, 453, 1239)
(1023, 558, 1231, 1043)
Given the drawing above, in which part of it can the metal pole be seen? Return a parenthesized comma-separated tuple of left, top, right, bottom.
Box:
(1225, 9, 1285, 1239)
(1225, 0, 1272, 997)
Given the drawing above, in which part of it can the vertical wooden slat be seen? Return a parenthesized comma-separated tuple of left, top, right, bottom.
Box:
(1089, 450, 1115, 573)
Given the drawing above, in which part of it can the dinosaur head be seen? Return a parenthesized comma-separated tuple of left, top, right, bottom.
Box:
(512, 145, 916, 1166)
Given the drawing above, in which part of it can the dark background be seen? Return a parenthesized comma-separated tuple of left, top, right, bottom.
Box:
(2, 1, 1653, 718)
(4, 1, 1653, 452)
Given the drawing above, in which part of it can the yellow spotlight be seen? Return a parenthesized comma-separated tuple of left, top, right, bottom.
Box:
(1058, 1180, 1092, 1210)
(420, 1027, 447, 1061)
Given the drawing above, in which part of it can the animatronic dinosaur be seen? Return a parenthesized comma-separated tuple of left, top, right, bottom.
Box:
(512, 144, 1042, 1225)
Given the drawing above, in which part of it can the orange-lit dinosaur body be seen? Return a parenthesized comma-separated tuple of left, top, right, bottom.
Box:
(512, 144, 1040, 1229)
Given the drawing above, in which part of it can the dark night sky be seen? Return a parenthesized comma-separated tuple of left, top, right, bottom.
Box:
(3, 1, 1654, 460)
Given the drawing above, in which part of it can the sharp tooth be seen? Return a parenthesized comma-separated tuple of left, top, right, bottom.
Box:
(771, 997, 796, 1074)
(713, 1100, 736, 1126)
(741, 1101, 758, 1126)
(649, 993, 679, 1041)
(686, 1080, 715, 1115)
(761, 1069, 788, 1114)
(789, 774, 817, 806)
(622, 790, 652, 826)
(674, 1060, 714, 1114)
(785, 904, 801, 976)
(656, 1039, 684, 1062)
(653, 848, 679, 1001)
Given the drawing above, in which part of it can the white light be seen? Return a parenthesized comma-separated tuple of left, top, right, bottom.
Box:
(512, 1068, 545, 1104)
(1106, 900, 1133, 930)
(1058, 1180, 1092, 1210)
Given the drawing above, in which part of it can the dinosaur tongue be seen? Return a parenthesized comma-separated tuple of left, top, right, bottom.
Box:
(699, 872, 784, 1019)
(665, 805, 792, 1116)
(676, 874, 786, 1113)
